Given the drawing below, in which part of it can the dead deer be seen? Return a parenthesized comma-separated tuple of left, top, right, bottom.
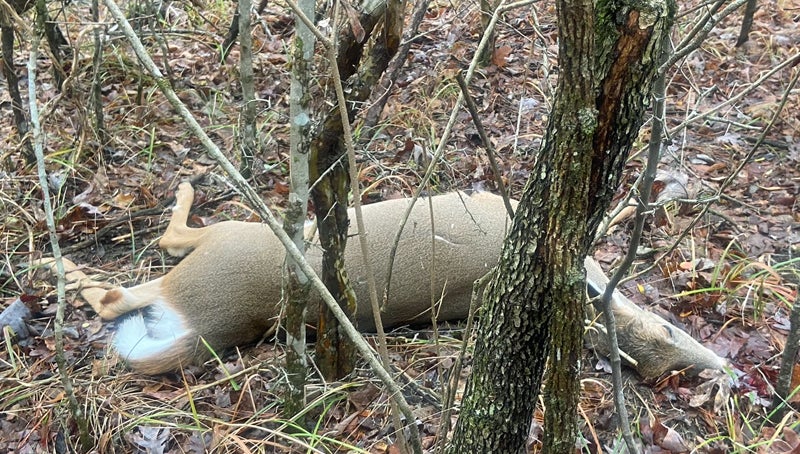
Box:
(94, 182, 725, 377)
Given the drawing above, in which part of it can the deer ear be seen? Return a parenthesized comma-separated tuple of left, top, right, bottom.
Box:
(659, 324, 678, 346)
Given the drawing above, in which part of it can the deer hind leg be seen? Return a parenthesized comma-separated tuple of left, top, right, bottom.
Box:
(97, 277, 166, 320)
(158, 182, 206, 257)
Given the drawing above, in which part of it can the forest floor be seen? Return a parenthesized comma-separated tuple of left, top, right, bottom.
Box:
(1, 0, 799, 452)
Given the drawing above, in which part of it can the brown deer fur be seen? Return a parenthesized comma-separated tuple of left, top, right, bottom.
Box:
(95, 182, 725, 377)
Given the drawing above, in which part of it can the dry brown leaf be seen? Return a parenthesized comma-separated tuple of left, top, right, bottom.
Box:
(652, 416, 689, 453)
(340, 0, 365, 42)
(492, 45, 512, 67)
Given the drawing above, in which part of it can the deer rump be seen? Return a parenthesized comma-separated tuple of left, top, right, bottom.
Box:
(102, 187, 725, 377)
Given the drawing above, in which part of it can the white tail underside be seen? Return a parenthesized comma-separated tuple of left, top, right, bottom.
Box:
(113, 300, 190, 363)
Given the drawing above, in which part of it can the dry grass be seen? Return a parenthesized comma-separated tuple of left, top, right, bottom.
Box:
(2, 0, 799, 451)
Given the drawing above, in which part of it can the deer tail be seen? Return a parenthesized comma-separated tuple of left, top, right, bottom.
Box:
(112, 300, 195, 374)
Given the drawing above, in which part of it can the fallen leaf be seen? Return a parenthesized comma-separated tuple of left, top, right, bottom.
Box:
(492, 45, 512, 67)
(652, 416, 689, 453)
(128, 426, 170, 454)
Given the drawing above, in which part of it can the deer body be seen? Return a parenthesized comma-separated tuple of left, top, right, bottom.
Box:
(97, 183, 725, 377)
(99, 184, 510, 374)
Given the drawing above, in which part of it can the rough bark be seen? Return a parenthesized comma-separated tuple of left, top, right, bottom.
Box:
(735, 0, 757, 47)
(310, 0, 399, 380)
(446, 0, 675, 451)
(90, 0, 107, 149)
(478, 0, 500, 65)
(283, 0, 315, 418)
(310, 158, 356, 379)
(1, 23, 33, 163)
(238, 0, 257, 178)
(773, 287, 800, 421)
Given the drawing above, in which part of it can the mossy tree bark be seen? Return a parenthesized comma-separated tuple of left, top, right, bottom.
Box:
(238, 0, 257, 178)
(1, 23, 33, 164)
(310, 0, 403, 380)
(1, 0, 36, 163)
(283, 0, 315, 419)
(310, 148, 356, 379)
(478, 0, 499, 65)
(446, 0, 675, 451)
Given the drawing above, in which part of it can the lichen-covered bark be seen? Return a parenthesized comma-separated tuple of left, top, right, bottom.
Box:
(238, 0, 256, 178)
(478, 0, 500, 65)
(310, 0, 403, 380)
(2, 0, 36, 163)
(1, 25, 32, 162)
(284, 0, 315, 418)
(310, 164, 356, 379)
(446, 0, 675, 451)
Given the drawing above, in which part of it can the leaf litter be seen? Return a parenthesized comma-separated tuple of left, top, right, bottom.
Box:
(1, 0, 799, 452)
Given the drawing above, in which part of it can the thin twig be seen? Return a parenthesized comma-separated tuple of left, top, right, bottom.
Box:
(663, 0, 727, 69)
(325, 3, 419, 452)
(28, 26, 91, 450)
(597, 50, 671, 454)
(426, 189, 444, 444)
(665, 52, 800, 135)
(454, 71, 515, 218)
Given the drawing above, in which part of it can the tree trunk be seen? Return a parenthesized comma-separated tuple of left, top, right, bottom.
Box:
(238, 0, 257, 178)
(478, 0, 499, 65)
(773, 288, 800, 422)
(446, 0, 675, 451)
(1, 24, 34, 164)
(310, 157, 357, 379)
(735, 0, 758, 47)
(310, 0, 401, 380)
(283, 0, 315, 419)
